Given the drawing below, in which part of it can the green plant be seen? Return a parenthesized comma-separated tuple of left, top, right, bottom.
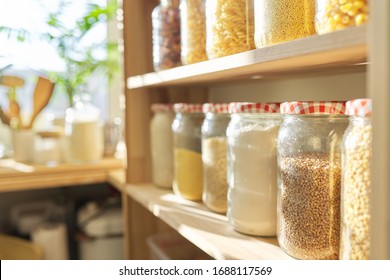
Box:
(0, 0, 120, 106)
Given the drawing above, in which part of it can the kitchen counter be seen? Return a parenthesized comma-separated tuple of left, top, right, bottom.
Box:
(0, 157, 125, 193)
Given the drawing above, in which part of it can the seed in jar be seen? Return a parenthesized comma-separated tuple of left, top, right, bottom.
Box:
(254, 0, 316, 47)
(181, 0, 208, 64)
(202, 137, 228, 213)
(340, 124, 372, 260)
(279, 152, 341, 260)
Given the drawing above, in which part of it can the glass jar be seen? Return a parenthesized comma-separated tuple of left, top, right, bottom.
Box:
(152, 0, 182, 71)
(34, 129, 63, 166)
(205, 0, 255, 59)
(277, 101, 349, 260)
(315, 0, 368, 35)
(150, 104, 175, 188)
(65, 93, 103, 163)
(340, 99, 372, 260)
(201, 103, 230, 213)
(180, 0, 207, 65)
(227, 102, 281, 236)
(172, 103, 204, 200)
(254, 0, 316, 47)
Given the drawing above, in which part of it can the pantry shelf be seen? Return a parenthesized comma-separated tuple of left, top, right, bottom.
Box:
(127, 25, 367, 90)
(124, 183, 293, 260)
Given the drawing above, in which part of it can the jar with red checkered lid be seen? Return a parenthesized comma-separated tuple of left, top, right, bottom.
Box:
(277, 101, 349, 260)
(150, 104, 175, 188)
(226, 102, 281, 237)
(172, 103, 204, 201)
(201, 103, 230, 213)
(340, 98, 372, 260)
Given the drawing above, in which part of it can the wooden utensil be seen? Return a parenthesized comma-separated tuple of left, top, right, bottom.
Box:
(0, 105, 10, 126)
(27, 76, 55, 129)
(8, 100, 23, 128)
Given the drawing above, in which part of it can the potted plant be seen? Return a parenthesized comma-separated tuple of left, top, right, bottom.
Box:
(0, 0, 120, 106)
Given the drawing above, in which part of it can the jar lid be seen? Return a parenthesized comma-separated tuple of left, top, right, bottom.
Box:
(202, 103, 229, 113)
(173, 103, 203, 113)
(346, 98, 372, 117)
(150, 103, 173, 112)
(280, 101, 346, 115)
(228, 102, 280, 114)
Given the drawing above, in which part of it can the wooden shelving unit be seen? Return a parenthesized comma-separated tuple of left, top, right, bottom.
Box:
(122, 0, 390, 260)
(127, 25, 366, 89)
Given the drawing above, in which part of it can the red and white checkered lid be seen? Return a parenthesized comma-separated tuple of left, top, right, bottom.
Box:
(202, 103, 229, 113)
(173, 103, 203, 113)
(346, 98, 372, 117)
(228, 102, 280, 114)
(150, 103, 174, 112)
(280, 101, 346, 115)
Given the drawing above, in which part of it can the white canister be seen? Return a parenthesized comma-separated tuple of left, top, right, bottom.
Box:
(11, 129, 35, 163)
(65, 94, 103, 163)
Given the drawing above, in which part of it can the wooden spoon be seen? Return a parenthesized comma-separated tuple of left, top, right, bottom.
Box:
(27, 76, 55, 129)
(0, 105, 10, 126)
(8, 100, 23, 128)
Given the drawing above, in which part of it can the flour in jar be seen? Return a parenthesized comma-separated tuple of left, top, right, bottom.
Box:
(227, 122, 280, 236)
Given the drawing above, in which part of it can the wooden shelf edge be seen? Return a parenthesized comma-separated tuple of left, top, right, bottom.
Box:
(127, 26, 367, 89)
(124, 183, 292, 260)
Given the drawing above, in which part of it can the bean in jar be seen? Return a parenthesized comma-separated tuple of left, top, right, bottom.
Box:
(150, 104, 175, 189)
(254, 0, 316, 47)
(201, 103, 230, 214)
(315, 0, 368, 34)
(172, 103, 204, 201)
(340, 99, 372, 260)
(180, 0, 207, 65)
(278, 101, 348, 259)
(152, 0, 182, 71)
(206, 0, 255, 59)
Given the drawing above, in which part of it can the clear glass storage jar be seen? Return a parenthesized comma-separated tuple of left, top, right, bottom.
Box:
(180, 0, 207, 65)
(227, 102, 281, 236)
(150, 104, 175, 188)
(152, 0, 182, 71)
(201, 103, 230, 213)
(340, 99, 372, 260)
(205, 0, 255, 59)
(277, 101, 349, 260)
(172, 103, 204, 201)
(254, 0, 316, 47)
(315, 0, 368, 35)
(65, 93, 103, 163)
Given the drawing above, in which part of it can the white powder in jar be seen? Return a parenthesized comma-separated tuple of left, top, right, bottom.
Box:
(150, 112, 174, 188)
(227, 122, 279, 236)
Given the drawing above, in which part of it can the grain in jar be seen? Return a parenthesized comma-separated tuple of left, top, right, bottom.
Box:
(180, 0, 207, 64)
(340, 99, 372, 260)
(152, 0, 182, 71)
(205, 0, 255, 59)
(254, 0, 316, 47)
(172, 103, 204, 201)
(227, 102, 281, 236)
(278, 101, 348, 259)
(201, 103, 230, 214)
(315, 0, 368, 34)
(150, 104, 175, 188)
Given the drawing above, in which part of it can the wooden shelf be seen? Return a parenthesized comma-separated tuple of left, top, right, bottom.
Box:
(124, 183, 293, 260)
(127, 26, 367, 89)
(0, 157, 124, 193)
